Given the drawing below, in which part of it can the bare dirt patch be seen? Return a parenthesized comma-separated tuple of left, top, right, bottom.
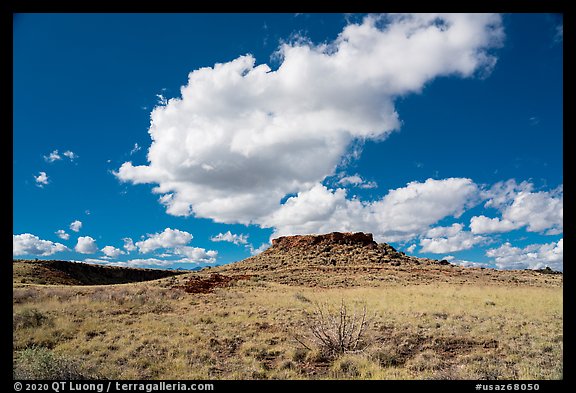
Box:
(173, 273, 253, 294)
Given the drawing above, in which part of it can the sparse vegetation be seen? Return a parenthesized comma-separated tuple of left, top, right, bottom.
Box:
(12, 277, 562, 380)
(12, 234, 563, 380)
(13, 346, 90, 380)
(13, 308, 52, 330)
(297, 300, 371, 358)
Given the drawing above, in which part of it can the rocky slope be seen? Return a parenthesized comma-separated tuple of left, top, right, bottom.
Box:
(209, 232, 561, 288)
(262, 231, 438, 267)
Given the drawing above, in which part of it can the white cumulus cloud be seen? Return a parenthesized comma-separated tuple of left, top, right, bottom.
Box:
(86, 258, 175, 268)
(486, 238, 563, 271)
(135, 228, 193, 253)
(44, 150, 62, 163)
(248, 243, 270, 256)
(69, 220, 83, 232)
(101, 245, 125, 258)
(55, 230, 70, 240)
(34, 172, 49, 187)
(471, 180, 563, 235)
(115, 13, 503, 235)
(13, 233, 69, 256)
(261, 177, 480, 242)
(173, 246, 218, 263)
(210, 231, 249, 245)
(419, 223, 486, 254)
(123, 237, 137, 252)
(75, 236, 98, 254)
(469, 215, 518, 234)
(63, 150, 78, 161)
(337, 174, 377, 189)
(44, 149, 77, 162)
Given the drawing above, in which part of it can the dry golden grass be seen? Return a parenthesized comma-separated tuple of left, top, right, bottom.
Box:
(13, 272, 562, 380)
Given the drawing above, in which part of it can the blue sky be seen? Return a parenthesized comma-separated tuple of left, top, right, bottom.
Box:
(13, 13, 563, 271)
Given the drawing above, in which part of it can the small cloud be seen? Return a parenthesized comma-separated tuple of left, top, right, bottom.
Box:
(414, 162, 424, 168)
(452, 259, 490, 268)
(70, 220, 83, 233)
(337, 174, 377, 189)
(75, 236, 98, 254)
(123, 237, 137, 252)
(406, 244, 417, 254)
(441, 255, 455, 261)
(156, 94, 168, 106)
(55, 230, 70, 240)
(529, 116, 540, 126)
(63, 150, 78, 161)
(85, 210, 91, 216)
(248, 242, 269, 256)
(130, 143, 142, 156)
(101, 245, 125, 258)
(44, 149, 77, 162)
(44, 150, 62, 163)
(554, 24, 563, 43)
(210, 230, 249, 245)
(34, 172, 49, 187)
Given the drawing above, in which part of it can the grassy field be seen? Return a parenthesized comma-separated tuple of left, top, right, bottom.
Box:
(13, 272, 562, 380)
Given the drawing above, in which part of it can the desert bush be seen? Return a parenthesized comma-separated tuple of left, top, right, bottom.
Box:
(406, 349, 444, 371)
(330, 354, 380, 379)
(298, 299, 371, 358)
(332, 356, 361, 377)
(13, 347, 88, 380)
(13, 288, 41, 304)
(368, 345, 402, 367)
(294, 292, 311, 303)
(13, 309, 52, 330)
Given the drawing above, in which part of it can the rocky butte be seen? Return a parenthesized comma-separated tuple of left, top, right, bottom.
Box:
(211, 232, 455, 286)
(263, 231, 440, 267)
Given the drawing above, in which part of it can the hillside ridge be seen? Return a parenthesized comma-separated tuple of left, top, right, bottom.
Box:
(13, 259, 187, 286)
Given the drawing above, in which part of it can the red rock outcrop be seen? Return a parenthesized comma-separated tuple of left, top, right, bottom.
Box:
(271, 232, 376, 249)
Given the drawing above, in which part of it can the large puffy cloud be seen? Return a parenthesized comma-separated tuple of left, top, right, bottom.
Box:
(261, 177, 480, 242)
(13, 233, 69, 256)
(486, 238, 563, 271)
(469, 215, 518, 234)
(419, 223, 486, 253)
(75, 236, 98, 254)
(135, 228, 193, 253)
(470, 180, 563, 235)
(173, 246, 218, 263)
(116, 14, 503, 231)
